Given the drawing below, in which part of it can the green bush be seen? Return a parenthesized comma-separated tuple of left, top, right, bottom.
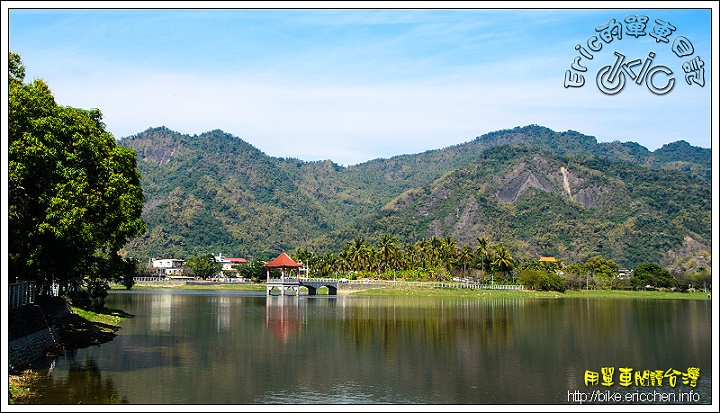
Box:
(519, 269, 566, 293)
(631, 263, 677, 290)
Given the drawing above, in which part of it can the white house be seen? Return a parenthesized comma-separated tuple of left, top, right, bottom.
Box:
(151, 258, 185, 277)
(214, 254, 248, 276)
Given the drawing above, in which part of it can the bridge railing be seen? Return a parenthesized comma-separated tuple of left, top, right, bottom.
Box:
(267, 277, 301, 284)
(134, 277, 171, 282)
(300, 277, 343, 284)
(394, 281, 524, 290)
(9, 280, 36, 309)
(134, 277, 251, 283)
(268, 277, 341, 283)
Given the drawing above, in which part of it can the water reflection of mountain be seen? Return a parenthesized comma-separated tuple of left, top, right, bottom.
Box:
(37, 292, 711, 404)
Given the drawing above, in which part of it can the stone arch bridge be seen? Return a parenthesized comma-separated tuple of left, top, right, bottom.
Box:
(266, 277, 342, 296)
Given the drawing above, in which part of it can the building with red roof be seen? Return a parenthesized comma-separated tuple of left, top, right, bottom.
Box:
(264, 251, 302, 283)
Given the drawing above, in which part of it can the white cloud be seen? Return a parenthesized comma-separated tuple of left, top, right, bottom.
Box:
(9, 8, 711, 166)
(41, 56, 709, 167)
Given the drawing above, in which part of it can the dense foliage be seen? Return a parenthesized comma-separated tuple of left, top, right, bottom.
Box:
(518, 269, 566, 292)
(357, 145, 710, 270)
(631, 263, 678, 290)
(183, 254, 223, 279)
(283, 239, 708, 293)
(117, 111, 710, 276)
(8, 52, 146, 300)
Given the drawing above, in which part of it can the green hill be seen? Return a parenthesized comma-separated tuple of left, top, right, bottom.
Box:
(347, 144, 710, 269)
(118, 125, 711, 270)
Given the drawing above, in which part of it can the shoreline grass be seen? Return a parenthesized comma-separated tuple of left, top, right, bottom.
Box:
(8, 370, 42, 404)
(352, 285, 710, 300)
(121, 282, 710, 300)
(9, 304, 133, 404)
(53, 305, 133, 350)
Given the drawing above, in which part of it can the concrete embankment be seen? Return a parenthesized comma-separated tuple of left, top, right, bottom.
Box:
(8, 296, 71, 371)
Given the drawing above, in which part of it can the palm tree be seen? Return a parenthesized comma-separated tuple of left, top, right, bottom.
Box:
(457, 245, 474, 275)
(318, 252, 336, 277)
(441, 236, 458, 271)
(292, 247, 314, 276)
(476, 236, 491, 275)
(337, 250, 351, 274)
(377, 233, 398, 273)
(416, 238, 430, 269)
(429, 236, 443, 267)
(402, 243, 417, 270)
(492, 244, 514, 282)
(366, 246, 378, 274)
(346, 237, 370, 272)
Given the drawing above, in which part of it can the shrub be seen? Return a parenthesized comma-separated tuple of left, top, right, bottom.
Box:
(631, 263, 677, 290)
(519, 269, 566, 292)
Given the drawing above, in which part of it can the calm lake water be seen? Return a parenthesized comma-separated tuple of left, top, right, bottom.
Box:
(31, 290, 712, 405)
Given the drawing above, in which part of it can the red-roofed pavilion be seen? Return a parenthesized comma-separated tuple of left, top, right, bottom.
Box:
(264, 252, 340, 296)
(264, 251, 303, 284)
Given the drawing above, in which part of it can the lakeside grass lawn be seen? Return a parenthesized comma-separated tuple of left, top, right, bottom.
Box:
(354, 285, 710, 300)
(118, 282, 710, 300)
(557, 289, 710, 300)
(112, 283, 266, 291)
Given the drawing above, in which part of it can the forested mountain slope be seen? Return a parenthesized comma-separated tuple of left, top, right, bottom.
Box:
(336, 145, 710, 269)
(118, 125, 711, 270)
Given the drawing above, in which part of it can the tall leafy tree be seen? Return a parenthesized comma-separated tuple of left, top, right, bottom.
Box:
(584, 255, 618, 278)
(562, 263, 588, 290)
(316, 252, 337, 276)
(401, 243, 418, 271)
(415, 238, 430, 269)
(8, 51, 146, 293)
(429, 236, 443, 267)
(345, 237, 370, 272)
(584, 255, 619, 289)
(184, 254, 223, 279)
(337, 249, 351, 274)
(631, 263, 677, 289)
(292, 247, 315, 276)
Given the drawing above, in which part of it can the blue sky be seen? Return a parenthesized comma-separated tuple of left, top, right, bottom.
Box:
(4, 4, 716, 166)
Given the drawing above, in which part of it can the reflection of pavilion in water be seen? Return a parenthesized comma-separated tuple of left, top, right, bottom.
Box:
(264, 251, 303, 296)
(265, 296, 301, 343)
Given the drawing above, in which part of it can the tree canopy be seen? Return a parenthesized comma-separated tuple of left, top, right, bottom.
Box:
(8, 51, 146, 293)
(631, 263, 677, 289)
(184, 254, 223, 279)
(117, 122, 710, 271)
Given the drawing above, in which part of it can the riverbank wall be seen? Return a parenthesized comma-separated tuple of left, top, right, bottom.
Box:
(8, 296, 71, 371)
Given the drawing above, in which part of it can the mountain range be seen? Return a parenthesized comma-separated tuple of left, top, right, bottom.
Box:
(117, 124, 711, 271)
